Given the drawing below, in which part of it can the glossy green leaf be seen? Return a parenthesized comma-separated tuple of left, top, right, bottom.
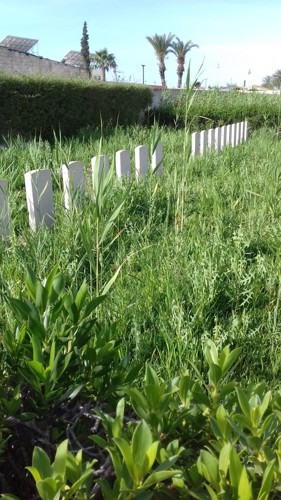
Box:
(114, 437, 134, 480)
(31, 446, 52, 480)
(36, 477, 60, 500)
(52, 439, 68, 479)
(238, 466, 252, 499)
(205, 339, 218, 366)
(219, 442, 231, 478)
(197, 450, 219, 489)
(142, 470, 181, 488)
(132, 421, 153, 475)
(257, 460, 275, 500)
(236, 388, 251, 418)
(208, 363, 222, 387)
(221, 347, 242, 376)
(229, 446, 243, 490)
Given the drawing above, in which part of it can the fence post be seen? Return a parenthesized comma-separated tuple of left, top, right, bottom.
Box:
(91, 155, 110, 190)
(200, 130, 207, 155)
(152, 142, 163, 175)
(25, 169, 54, 230)
(116, 150, 131, 179)
(62, 161, 85, 210)
(0, 180, 9, 237)
(192, 132, 200, 157)
(135, 145, 149, 179)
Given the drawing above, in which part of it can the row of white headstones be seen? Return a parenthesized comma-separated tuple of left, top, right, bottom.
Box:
(0, 121, 248, 236)
(192, 120, 248, 156)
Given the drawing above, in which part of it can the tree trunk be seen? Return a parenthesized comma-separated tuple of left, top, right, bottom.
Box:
(159, 62, 166, 87)
(102, 66, 106, 81)
(177, 64, 184, 88)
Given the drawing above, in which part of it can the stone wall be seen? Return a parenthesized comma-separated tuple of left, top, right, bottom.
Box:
(149, 86, 182, 108)
(0, 46, 88, 79)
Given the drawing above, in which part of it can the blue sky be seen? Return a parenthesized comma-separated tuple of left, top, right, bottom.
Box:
(1, 0, 281, 87)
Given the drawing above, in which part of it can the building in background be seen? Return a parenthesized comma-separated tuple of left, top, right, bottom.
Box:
(0, 35, 101, 80)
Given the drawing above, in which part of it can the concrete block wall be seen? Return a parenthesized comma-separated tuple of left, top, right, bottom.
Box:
(0, 46, 89, 79)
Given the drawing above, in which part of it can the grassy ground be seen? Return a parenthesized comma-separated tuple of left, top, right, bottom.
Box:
(0, 124, 281, 386)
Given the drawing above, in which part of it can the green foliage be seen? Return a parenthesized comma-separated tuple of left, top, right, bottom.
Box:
(0, 75, 152, 140)
(1, 266, 137, 408)
(27, 439, 96, 499)
(80, 21, 91, 78)
(150, 89, 281, 132)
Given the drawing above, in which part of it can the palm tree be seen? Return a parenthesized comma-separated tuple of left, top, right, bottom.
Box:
(261, 75, 273, 89)
(146, 33, 175, 87)
(171, 37, 199, 88)
(272, 70, 281, 89)
(90, 49, 117, 82)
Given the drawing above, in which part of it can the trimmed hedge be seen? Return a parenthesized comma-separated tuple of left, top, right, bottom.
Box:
(0, 75, 152, 140)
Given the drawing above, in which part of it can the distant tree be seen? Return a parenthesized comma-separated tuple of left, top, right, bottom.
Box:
(146, 33, 175, 87)
(272, 70, 281, 89)
(261, 75, 273, 89)
(90, 49, 117, 81)
(81, 21, 91, 77)
(170, 37, 199, 88)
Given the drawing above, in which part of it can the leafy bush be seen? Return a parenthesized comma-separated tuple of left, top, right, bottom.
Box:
(5, 340, 281, 499)
(0, 75, 152, 140)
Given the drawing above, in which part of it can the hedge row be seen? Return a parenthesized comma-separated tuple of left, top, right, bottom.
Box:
(0, 75, 152, 140)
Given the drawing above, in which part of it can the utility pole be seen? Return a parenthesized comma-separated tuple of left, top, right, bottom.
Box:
(141, 64, 145, 84)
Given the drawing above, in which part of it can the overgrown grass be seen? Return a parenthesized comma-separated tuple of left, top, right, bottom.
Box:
(150, 89, 281, 132)
(0, 125, 281, 387)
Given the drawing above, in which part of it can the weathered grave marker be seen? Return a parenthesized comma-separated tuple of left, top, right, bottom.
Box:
(62, 161, 85, 210)
(25, 169, 54, 230)
(116, 150, 131, 179)
(192, 131, 200, 157)
(135, 145, 149, 179)
(0, 180, 9, 237)
(152, 142, 163, 175)
(200, 130, 207, 155)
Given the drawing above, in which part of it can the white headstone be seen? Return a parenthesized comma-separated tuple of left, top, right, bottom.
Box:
(116, 150, 131, 179)
(192, 132, 200, 157)
(199, 130, 207, 155)
(230, 123, 237, 147)
(91, 155, 110, 190)
(214, 127, 221, 151)
(244, 121, 248, 141)
(208, 128, 215, 151)
(0, 180, 9, 237)
(236, 122, 241, 145)
(135, 145, 149, 179)
(25, 169, 54, 230)
(240, 121, 245, 143)
(152, 142, 163, 175)
(226, 124, 232, 146)
(220, 126, 226, 149)
(62, 161, 85, 210)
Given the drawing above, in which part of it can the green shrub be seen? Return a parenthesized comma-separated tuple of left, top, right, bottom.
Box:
(0, 75, 152, 140)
